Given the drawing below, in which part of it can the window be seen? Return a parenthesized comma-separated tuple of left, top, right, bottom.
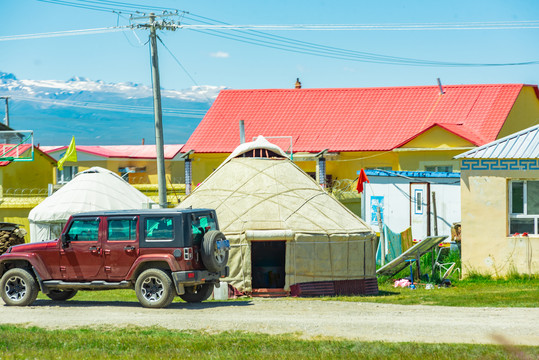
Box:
(108, 218, 137, 241)
(67, 219, 100, 241)
(414, 189, 423, 214)
(425, 165, 453, 173)
(509, 180, 539, 235)
(57, 166, 78, 184)
(145, 217, 174, 241)
(191, 213, 217, 246)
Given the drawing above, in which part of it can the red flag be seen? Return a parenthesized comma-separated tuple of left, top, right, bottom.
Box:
(356, 168, 370, 193)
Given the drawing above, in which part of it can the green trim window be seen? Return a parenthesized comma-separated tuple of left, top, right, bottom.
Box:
(509, 180, 539, 235)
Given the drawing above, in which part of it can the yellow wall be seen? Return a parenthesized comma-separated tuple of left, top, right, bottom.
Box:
(1, 150, 55, 192)
(0, 198, 44, 243)
(192, 153, 228, 185)
(402, 126, 475, 149)
(460, 169, 539, 276)
(498, 86, 539, 138)
(60, 159, 184, 185)
(397, 150, 464, 171)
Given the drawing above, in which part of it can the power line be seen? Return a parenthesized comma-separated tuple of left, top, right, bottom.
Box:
(0, 26, 128, 41)
(156, 36, 212, 102)
(8, 95, 207, 117)
(177, 22, 539, 31)
(27, 0, 539, 67)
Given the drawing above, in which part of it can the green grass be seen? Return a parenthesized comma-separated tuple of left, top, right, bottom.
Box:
(325, 278, 539, 307)
(0, 325, 536, 360)
(37, 275, 539, 308)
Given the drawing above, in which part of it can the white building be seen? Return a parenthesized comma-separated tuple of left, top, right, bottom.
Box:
(360, 170, 461, 241)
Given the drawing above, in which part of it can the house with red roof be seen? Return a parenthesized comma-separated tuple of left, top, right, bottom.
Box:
(182, 84, 539, 186)
(41, 144, 185, 186)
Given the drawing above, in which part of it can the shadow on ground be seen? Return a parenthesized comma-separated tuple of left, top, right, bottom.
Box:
(28, 299, 254, 309)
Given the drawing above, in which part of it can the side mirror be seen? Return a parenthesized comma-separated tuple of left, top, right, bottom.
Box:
(61, 233, 70, 248)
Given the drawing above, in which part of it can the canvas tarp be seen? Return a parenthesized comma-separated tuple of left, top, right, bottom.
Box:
(178, 157, 376, 292)
(28, 167, 154, 242)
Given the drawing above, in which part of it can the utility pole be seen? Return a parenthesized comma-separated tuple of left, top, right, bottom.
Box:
(148, 13, 167, 208)
(132, 12, 180, 208)
(0, 97, 9, 127)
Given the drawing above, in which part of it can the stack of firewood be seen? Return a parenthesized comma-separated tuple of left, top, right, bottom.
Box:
(0, 225, 26, 255)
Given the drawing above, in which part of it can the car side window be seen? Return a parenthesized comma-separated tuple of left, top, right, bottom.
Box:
(145, 217, 174, 241)
(67, 219, 100, 242)
(108, 219, 137, 241)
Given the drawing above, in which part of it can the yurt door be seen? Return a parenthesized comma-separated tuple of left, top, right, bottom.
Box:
(251, 241, 286, 290)
(410, 182, 430, 240)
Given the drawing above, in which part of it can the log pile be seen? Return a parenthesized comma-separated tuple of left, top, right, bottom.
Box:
(0, 224, 26, 255)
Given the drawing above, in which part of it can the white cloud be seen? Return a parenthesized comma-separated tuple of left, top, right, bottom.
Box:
(210, 51, 230, 58)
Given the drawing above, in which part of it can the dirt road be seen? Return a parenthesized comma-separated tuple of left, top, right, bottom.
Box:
(0, 298, 537, 345)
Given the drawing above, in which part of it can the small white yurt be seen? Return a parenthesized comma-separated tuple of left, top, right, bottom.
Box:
(179, 136, 378, 296)
(28, 167, 154, 242)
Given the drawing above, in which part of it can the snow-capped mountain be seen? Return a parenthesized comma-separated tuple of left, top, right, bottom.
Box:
(0, 72, 224, 145)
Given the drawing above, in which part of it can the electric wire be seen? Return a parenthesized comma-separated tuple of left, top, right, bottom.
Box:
(9, 95, 207, 117)
(0, 27, 128, 41)
(33, 0, 539, 67)
(156, 36, 212, 103)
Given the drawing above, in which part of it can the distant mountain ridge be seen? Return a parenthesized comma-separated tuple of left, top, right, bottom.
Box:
(0, 72, 223, 146)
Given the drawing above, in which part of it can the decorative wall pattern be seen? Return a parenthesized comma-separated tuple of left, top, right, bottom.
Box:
(461, 159, 539, 171)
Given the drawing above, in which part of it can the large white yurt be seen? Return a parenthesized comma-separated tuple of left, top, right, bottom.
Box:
(28, 167, 154, 242)
(178, 136, 378, 295)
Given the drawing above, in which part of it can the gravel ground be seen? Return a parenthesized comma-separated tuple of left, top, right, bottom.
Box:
(1, 298, 538, 345)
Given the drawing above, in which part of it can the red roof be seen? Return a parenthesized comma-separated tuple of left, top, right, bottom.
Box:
(40, 145, 184, 159)
(183, 84, 527, 153)
(0, 144, 57, 166)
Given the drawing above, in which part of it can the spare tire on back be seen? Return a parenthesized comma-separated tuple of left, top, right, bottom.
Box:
(201, 230, 229, 273)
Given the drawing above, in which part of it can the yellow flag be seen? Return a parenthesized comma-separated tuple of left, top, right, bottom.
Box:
(57, 136, 77, 171)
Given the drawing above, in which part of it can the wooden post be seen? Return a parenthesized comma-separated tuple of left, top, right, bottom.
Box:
(377, 206, 385, 266)
(431, 192, 438, 278)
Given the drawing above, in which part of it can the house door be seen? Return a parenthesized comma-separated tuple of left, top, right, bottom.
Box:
(251, 241, 286, 289)
(410, 183, 430, 240)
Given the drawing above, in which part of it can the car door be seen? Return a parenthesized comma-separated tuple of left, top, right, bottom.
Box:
(60, 217, 105, 280)
(102, 216, 139, 280)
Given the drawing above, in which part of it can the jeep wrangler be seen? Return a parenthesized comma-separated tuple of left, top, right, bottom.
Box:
(0, 208, 230, 308)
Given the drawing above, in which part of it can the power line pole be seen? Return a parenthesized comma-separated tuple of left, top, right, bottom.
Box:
(133, 12, 180, 208)
(149, 13, 167, 208)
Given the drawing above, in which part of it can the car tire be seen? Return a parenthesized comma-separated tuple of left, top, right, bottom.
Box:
(0, 268, 39, 306)
(46, 289, 78, 301)
(179, 283, 214, 303)
(201, 230, 229, 273)
(135, 268, 175, 308)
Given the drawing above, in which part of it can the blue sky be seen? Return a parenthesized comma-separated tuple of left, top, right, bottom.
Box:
(2, 0, 539, 90)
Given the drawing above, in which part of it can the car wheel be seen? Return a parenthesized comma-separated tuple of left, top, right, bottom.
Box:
(135, 268, 175, 308)
(201, 230, 229, 273)
(179, 283, 214, 303)
(46, 289, 78, 301)
(0, 268, 39, 306)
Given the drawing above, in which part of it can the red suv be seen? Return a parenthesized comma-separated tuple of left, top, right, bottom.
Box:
(0, 208, 229, 308)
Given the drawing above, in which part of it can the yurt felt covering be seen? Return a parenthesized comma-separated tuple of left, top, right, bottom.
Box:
(179, 157, 376, 292)
(28, 167, 154, 242)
